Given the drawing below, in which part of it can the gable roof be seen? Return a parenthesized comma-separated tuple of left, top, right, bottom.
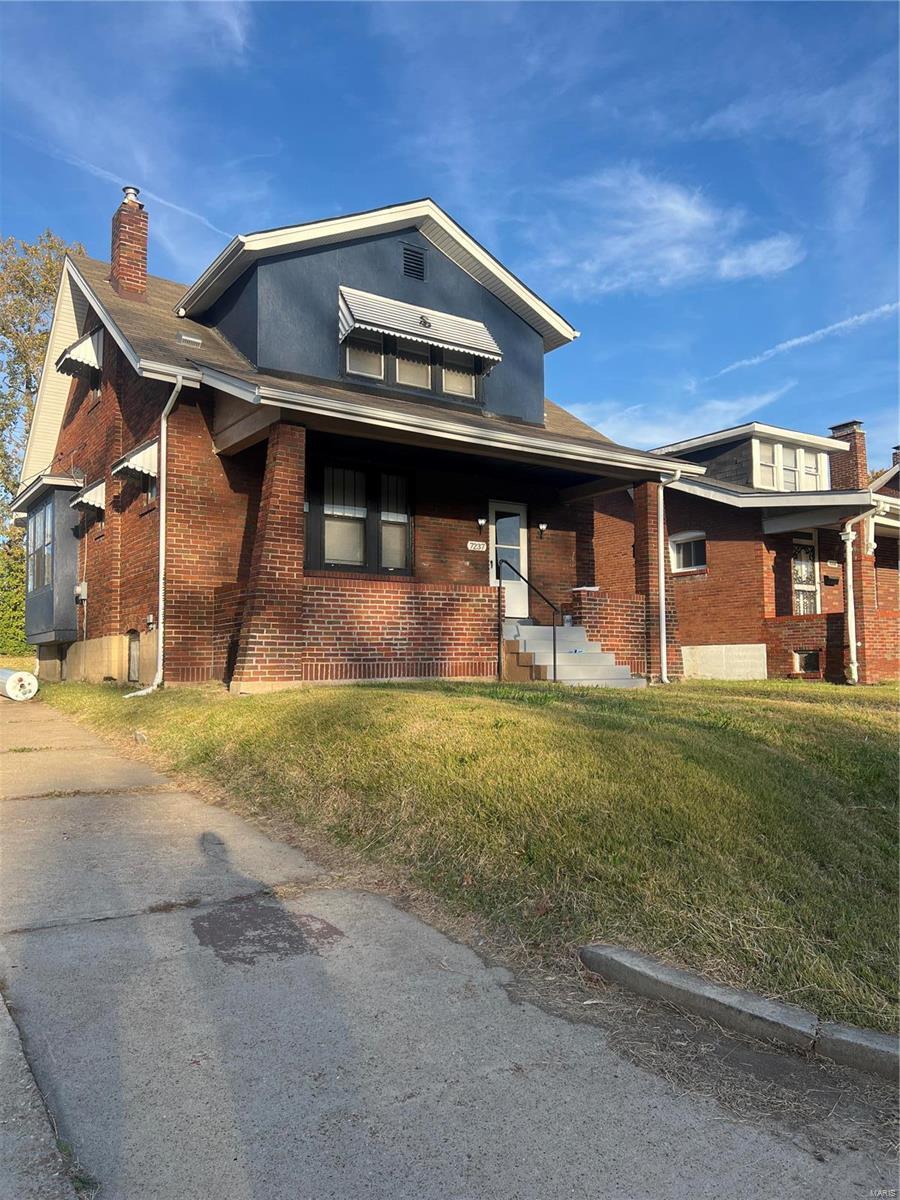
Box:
(19, 251, 698, 495)
(174, 199, 579, 352)
(871, 462, 900, 492)
(655, 421, 849, 456)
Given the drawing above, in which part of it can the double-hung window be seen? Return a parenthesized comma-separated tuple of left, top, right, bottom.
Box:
(26, 496, 53, 593)
(782, 447, 800, 492)
(323, 467, 368, 566)
(312, 465, 411, 574)
(758, 441, 777, 488)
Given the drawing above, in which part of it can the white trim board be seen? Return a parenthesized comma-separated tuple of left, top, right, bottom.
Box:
(655, 422, 849, 456)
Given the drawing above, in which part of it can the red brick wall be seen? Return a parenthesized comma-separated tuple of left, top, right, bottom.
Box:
(764, 614, 847, 682)
(570, 588, 648, 676)
(875, 539, 899, 610)
(594, 491, 637, 593)
(166, 391, 265, 683)
(861, 610, 899, 682)
(298, 578, 498, 681)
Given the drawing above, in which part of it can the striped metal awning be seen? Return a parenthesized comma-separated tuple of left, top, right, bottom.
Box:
(338, 287, 502, 363)
(56, 328, 103, 377)
(70, 479, 106, 512)
(111, 439, 158, 480)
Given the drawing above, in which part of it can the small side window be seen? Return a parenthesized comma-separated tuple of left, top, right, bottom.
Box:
(670, 532, 707, 573)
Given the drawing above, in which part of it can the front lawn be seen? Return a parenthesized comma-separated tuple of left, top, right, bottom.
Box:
(42, 677, 898, 1031)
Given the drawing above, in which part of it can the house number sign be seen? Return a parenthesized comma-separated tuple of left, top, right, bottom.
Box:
(467, 539, 487, 552)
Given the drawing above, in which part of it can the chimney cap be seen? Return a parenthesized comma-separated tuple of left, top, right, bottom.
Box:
(122, 185, 141, 205)
(829, 419, 863, 435)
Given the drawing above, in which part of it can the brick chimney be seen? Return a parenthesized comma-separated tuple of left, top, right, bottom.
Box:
(893, 445, 900, 467)
(828, 420, 868, 489)
(110, 186, 148, 298)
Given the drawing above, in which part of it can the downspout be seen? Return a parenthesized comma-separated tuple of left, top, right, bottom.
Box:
(656, 471, 681, 684)
(840, 503, 879, 686)
(125, 374, 184, 698)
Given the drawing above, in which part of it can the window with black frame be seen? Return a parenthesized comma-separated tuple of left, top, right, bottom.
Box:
(26, 496, 54, 593)
(311, 465, 411, 575)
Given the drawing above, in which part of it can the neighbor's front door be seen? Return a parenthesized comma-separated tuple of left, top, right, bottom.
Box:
(489, 500, 529, 618)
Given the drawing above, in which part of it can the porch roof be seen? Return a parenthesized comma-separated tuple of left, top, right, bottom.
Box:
(669, 475, 882, 533)
(201, 361, 706, 483)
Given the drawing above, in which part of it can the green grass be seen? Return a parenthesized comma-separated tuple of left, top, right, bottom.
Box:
(0, 653, 36, 672)
(42, 677, 899, 1031)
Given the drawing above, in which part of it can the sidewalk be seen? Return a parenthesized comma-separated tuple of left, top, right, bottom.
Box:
(1, 700, 894, 1199)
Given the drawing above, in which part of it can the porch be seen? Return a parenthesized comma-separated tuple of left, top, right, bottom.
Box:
(170, 398, 687, 692)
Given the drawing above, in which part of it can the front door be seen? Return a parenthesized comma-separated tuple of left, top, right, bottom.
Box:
(489, 501, 529, 618)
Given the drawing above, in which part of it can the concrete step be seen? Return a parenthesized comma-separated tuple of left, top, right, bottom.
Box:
(504, 622, 646, 689)
(559, 676, 648, 689)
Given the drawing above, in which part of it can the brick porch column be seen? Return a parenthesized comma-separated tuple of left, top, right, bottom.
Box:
(633, 482, 682, 681)
(844, 517, 879, 684)
(231, 422, 306, 691)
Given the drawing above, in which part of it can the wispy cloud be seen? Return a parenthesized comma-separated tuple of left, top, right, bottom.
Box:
(712, 303, 899, 378)
(533, 166, 804, 297)
(568, 381, 797, 450)
(12, 136, 232, 238)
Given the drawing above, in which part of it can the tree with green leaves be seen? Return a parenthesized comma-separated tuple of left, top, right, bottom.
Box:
(0, 230, 84, 652)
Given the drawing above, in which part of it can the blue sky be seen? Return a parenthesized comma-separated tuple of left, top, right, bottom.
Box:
(1, 2, 897, 464)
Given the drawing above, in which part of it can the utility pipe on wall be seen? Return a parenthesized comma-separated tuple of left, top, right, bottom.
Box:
(840, 504, 879, 686)
(125, 374, 184, 698)
(656, 472, 681, 684)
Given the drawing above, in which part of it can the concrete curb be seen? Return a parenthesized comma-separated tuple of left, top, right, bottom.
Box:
(579, 943, 899, 1080)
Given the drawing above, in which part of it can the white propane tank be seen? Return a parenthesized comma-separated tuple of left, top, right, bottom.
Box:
(0, 669, 39, 702)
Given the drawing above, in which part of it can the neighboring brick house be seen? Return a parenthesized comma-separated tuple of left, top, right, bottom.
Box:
(592, 421, 899, 684)
(14, 189, 707, 691)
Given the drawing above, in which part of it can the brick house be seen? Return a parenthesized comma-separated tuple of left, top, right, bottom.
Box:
(592, 420, 899, 684)
(14, 188, 707, 692)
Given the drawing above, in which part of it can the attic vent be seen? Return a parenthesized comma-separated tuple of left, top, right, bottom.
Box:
(178, 333, 203, 347)
(402, 245, 426, 281)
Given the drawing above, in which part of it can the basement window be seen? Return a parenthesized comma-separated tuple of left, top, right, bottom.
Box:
(669, 531, 707, 573)
(794, 649, 821, 674)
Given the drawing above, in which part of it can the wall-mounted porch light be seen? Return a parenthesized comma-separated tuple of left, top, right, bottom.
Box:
(476, 516, 487, 531)
(537, 522, 548, 538)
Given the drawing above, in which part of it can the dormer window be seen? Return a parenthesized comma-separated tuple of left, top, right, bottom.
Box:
(754, 439, 829, 491)
(758, 441, 776, 488)
(345, 331, 384, 379)
(396, 340, 431, 389)
(442, 351, 476, 399)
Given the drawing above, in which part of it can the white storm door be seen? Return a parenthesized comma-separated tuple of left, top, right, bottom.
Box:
(489, 501, 529, 618)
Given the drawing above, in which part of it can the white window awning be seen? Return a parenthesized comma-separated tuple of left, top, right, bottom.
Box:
(338, 287, 502, 363)
(56, 328, 103, 378)
(70, 480, 106, 512)
(111, 439, 158, 480)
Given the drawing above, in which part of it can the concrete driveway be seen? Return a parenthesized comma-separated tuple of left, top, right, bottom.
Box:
(0, 701, 894, 1199)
